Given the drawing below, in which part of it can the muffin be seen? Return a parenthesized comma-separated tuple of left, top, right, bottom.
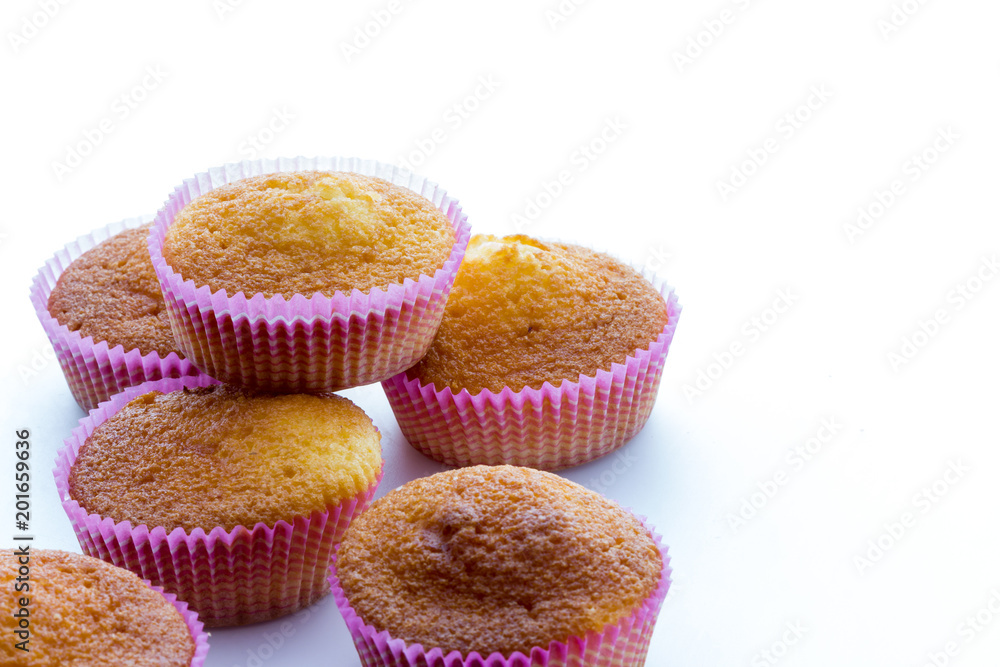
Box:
(162, 171, 455, 299)
(331, 465, 670, 665)
(0, 549, 208, 666)
(148, 158, 471, 393)
(49, 224, 183, 358)
(383, 234, 682, 470)
(55, 374, 383, 626)
(30, 217, 202, 411)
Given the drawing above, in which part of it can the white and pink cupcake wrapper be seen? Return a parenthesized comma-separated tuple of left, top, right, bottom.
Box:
(152, 583, 211, 666)
(382, 268, 681, 471)
(147, 156, 472, 393)
(329, 517, 671, 667)
(53, 375, 384, 627)
(29, 216, 204, 412)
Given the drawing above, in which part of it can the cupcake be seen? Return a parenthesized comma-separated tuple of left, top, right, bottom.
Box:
(148, 157, 471, 393)
(0, 549, 208, 665)
(330, 465, 670, 666)
(30, 217, 202, 411)
(382, 234, 682, 470)
(53, 374, 383, 626)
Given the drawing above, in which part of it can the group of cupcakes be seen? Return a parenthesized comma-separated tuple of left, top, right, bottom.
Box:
(22, 157, 681, 666)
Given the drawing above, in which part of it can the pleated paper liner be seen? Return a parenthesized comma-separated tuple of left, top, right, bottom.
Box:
(147, 157, 472, 393)
(382, 266, 681, 471)
(155, 584, 211, 666)
(53, 375, 383, 627)
(328, 518, 671, 667)
(29, 215, 204, 411)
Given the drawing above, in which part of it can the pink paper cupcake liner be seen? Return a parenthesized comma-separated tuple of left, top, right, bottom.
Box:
(29, 216, 205, 411)
(381, 265, 681, 471)
(328, 517, 671, 667)
(53, 375, 384, 627)
(152, 583, 211, 666)
(147, 156, 472, 393)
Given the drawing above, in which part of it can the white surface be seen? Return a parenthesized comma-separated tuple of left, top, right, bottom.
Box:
(2, 1, 1000, 665)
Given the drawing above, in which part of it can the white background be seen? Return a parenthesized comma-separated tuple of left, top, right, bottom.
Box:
(2, 1, 1000, 666)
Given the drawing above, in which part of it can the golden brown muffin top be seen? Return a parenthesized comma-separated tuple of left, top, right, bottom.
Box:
(408, 235, 668, 394)
(161, 171, 456, 299)
(337, 465, 662, 656)
(47, 224, 183, 358)
(0, 549, 194, 666)
(69, 385, 382, 532)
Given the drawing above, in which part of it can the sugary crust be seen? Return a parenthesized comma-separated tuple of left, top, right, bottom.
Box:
(408, 235, 668, 394)
(47, 224, 183, 358)
(337, 465, 662, 656)
(162, 171, 456, 299)
(0, 549, 194, 666)
(69, 385, 382, 532)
